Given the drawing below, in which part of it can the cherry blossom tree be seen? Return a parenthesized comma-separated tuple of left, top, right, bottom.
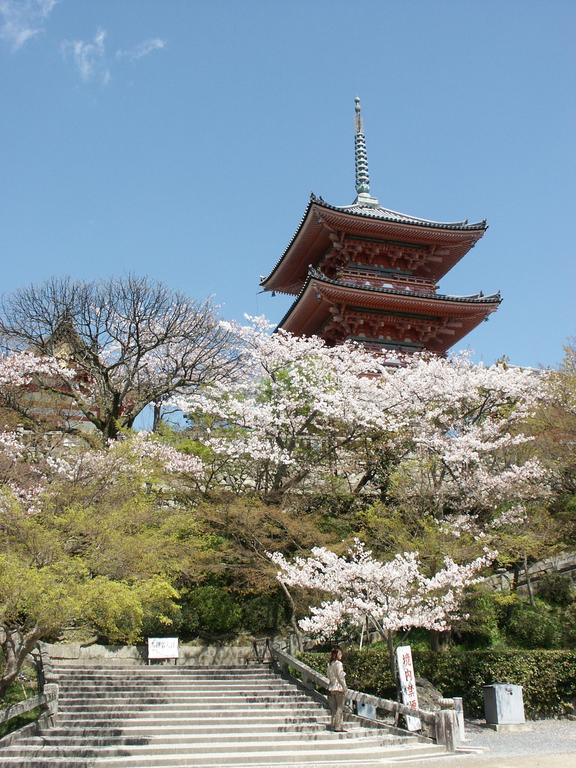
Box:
(269, 540, 495, 660)
(0, 427, 202, 517)
(175, 317, 405, 498)
(385, 355, 550, 519)
(0, 276, 239, 440)
(175, 319, 551, 519)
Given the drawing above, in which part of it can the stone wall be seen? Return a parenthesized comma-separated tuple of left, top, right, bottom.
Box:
(46, 642, 257, 666)
(485, 551, 576, 593)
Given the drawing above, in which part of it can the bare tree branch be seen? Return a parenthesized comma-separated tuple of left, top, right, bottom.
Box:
(0, 276, 240, 440)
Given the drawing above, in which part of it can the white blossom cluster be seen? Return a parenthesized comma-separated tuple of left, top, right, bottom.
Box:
(269, 540, 496, 639)
(173, 320, 551, 513)
(0, 430, 202, 515)
(129, 432, 203, 475)
(0, 320, 554, 531)
(0, 351, 75, 388)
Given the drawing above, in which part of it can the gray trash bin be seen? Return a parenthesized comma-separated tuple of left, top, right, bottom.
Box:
(483, 683, 525, 725)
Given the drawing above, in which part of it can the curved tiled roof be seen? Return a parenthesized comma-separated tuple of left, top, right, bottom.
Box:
(277, 267, 501, 330)
(307, 267, 500, 303)
(319, 195, 488, 232)
(260, 194, 487, 289)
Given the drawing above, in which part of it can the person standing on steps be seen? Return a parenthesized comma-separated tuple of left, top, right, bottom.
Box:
(327, 647, 347, 732)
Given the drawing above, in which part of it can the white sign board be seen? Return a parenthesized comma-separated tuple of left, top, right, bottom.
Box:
(396, 645, 421, 731)
(147, 637, 179, 660)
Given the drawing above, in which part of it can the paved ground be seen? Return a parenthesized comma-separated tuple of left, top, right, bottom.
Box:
(403, 720, 576, 767)
(281, 720, 576, 767)
(405, 755, 576, 767)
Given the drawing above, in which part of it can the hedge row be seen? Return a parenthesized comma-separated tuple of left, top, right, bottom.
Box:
(299, 647, 576, 718)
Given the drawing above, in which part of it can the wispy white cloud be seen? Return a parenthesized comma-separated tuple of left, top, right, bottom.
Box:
(116, 37, 166, 62)
(61, 31, 166, 85)
(0, 0, 57, 50)
(61, 27, 110, 85)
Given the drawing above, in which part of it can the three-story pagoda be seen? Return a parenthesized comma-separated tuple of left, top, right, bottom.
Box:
(260, 98, 501, 355)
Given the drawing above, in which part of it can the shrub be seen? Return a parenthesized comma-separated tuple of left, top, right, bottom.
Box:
(505, 599, 564, 649)
(81, 578, 143, 644)
(298, 647, 576, 718)
(537, 573, 574, 607)
(241, 591, 290, 635)
(180, 586, 242, 638)
(562, 602, 576, 645)
(453, 590, 502, 648)
(135, 578, 181, 638)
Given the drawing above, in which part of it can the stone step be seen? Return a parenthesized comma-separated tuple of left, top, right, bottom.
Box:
(59, 700, 323, 713)
(56, 689, 299, 698)
(55, 713, 332, 727)
(56, 673, 287, 681)
(57, 681, 295, 690)
(0, 733, 406, 755)
(0, 742, 446, 767)
(58, 679, 290, 685)
(52, 666, 267, 674)
(21, 727, 399, 746)
(38, 722, 349, 737)
(0, 740, 440, 760)
(59, 691, 309, 701)
(54, 672, 278, 681)
(0, 762, 90, 767)
(58, 696, 311, 708)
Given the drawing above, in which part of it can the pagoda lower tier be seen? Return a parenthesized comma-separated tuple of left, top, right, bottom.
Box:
(278, 268, 500, 355)
(260, 99, 502, 354)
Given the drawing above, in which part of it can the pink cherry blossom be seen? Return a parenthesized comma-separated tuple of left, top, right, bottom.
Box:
(173, 320, 551, 516)
(269, 540, 496, 639)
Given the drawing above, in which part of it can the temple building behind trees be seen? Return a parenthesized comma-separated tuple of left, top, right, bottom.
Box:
(260, 99, 501, 355)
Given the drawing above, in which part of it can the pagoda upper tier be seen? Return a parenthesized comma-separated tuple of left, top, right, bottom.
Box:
(261, 194, 489, 293)
(260, 98, 501, 355)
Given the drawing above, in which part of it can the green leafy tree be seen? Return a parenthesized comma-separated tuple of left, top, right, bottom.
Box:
(0, 554, 82, 698)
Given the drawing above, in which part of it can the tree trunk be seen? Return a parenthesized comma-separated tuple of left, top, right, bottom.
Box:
(277, 580, 303, 651)
(152, 402, 163, 432)
(0, 627, 41, 699)
(386, 631, 402, 726)
(430, 630, 449, 652)
(511, 563, 520, 592)
(523, 553, 536, 607)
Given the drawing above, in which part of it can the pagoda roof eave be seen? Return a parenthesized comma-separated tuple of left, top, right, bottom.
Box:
(322, 196, 487, 231)
(277, 269, 501, 327)
(260, 196, 316, 292)
(260, 195, 488, 293)
(276, 270, 501, 352)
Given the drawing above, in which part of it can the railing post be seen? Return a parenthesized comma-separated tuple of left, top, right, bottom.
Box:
(453, 696, 465, 741)
(434, 710, 445, 747)
(441, 709, 457, 752)
(43, 683, 59, 727)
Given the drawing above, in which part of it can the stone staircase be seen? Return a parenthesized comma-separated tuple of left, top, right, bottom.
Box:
(0, 663, 448, 767)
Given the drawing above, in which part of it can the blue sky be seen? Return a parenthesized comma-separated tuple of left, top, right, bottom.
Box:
(1, 0, 574, 368)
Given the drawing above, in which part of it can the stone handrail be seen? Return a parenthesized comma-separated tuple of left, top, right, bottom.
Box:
(0, 642, 59, 741)
(269, 645, 459, 752)
(35, 641, 57, 686)
(0, 684, 58, 730)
